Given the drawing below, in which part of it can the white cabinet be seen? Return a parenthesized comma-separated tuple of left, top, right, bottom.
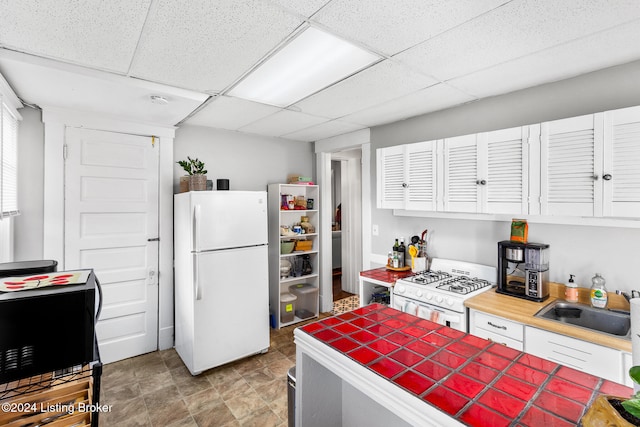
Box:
(469, 309, 524, 351)
(377, 104, 640, 220)
(524, 326, 622, 383)
(443, 134, 480, 213)
(622, 352, 633, 388)
(443, 127, 529, 214)
(540, 106, 640, 218)
(603, 105, 640, 218)
(377, 140, 437, 210)
(540, 113, 604, 216)
(268, 184, 320, 329)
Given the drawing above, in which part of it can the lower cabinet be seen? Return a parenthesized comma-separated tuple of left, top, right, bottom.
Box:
(469, 309, 524, 351)
(469, 309, 630, 386)
(525, 326, 622, 384)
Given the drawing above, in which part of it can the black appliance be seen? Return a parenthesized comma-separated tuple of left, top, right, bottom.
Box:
(496, 241, 550, 302)
(0, 264, 98, 383)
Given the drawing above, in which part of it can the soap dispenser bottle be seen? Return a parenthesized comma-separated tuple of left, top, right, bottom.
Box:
(590, 273, 608, 309)
(565, 274, 578, 303)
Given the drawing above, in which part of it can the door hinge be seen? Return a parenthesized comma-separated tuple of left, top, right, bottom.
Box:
(63, 144, 68, 160)
(151, 136, 156, 147)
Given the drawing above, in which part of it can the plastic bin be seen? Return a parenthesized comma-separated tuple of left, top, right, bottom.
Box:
(289, 284, 318, 319)
(280, 293, 297, 323)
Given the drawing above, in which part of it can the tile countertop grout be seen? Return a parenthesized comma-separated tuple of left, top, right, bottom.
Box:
(464, 283, 632, 353)
(295, 304, 632, 427)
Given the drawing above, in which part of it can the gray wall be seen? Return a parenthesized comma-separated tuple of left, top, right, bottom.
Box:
(174, 125, 315, 191)
(370, 59, 640, 291)
(13, 118, 315, 262)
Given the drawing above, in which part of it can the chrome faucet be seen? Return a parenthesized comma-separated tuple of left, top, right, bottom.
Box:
(616, 290, 632, 303)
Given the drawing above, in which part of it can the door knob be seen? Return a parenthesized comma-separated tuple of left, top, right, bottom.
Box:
(603, 174, 612, 181)
(476, 179, 487, 185)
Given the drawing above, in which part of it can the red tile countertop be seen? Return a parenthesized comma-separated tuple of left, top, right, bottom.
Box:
(359, 267, 414, 284)
(300, 303, 632, 427)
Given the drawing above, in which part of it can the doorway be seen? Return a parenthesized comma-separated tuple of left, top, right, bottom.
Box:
(64, 127, 160, 364)
(330, 149, 362, 302)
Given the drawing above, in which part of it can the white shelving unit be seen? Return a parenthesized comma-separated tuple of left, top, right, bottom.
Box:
(268, 183, 320, 329)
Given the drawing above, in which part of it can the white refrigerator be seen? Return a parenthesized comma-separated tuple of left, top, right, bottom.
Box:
(174, 191, 270, 375)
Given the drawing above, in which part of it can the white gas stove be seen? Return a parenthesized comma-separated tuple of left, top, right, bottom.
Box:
(391, 258, 496, 332)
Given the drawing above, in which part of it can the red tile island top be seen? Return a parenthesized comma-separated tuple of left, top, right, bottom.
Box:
(359, 267, 414, 284)
(299, 304, 632, 427)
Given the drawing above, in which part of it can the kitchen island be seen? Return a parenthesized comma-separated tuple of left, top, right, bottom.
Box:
(294, 303, 631, 427)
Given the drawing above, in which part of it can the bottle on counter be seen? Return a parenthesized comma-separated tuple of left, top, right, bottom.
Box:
(392, 252, 399, 268)
(398, 238, 406, 268)
(392, 239, 399, 267)
(590, 273, 608, 309)
(565, 274, 578, 303)
(387, 251, 393, 267)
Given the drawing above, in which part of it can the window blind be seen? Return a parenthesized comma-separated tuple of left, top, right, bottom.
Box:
(1, 99, 19, 218)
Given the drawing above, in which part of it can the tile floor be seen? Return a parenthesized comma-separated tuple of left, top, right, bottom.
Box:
(98, 315, 328, 427)
(98, 278, 353, 427)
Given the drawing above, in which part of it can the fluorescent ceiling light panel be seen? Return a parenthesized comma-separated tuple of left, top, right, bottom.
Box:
(228, 27, 381, 107)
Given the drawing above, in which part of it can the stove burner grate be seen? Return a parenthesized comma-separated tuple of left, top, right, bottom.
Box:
(435, 277, 493, 294)
(407, 270, 451, 285)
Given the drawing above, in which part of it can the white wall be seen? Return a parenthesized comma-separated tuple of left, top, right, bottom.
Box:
(370, 59, 640, 292)
(174, 125, 315, 191)
(14, 107, 44, 261)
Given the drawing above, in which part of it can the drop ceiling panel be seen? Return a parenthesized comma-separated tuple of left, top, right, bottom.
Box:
(268, 0, 331, 18)
(283, 119, 365, 141)
(394, 0, 640, 81)
(313, 0, 509, 56)
(449, 19, 640, 98)
(129, 0, 303, 92)
(185, 96, 280, 130)
(294, 59, 437, 118)
(343, 84, 476, 127)
(0, 0, 151, 73)
(0, 53, 206, 126)
(239, 109, 328, 137)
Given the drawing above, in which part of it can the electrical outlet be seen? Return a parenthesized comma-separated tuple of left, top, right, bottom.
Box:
(372, 224, 379, 236)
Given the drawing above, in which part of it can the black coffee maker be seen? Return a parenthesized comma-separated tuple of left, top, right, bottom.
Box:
(497, 241, 550, 302)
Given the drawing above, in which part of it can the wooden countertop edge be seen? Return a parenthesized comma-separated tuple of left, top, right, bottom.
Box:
(465, 287, 632, 353)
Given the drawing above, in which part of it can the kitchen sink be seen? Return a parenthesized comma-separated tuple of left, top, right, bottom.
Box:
(534, 300, 631, 339)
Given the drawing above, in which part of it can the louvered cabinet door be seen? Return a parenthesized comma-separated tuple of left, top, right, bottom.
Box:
(482, 127, 529, 214)
(603, 106, 640, 217)
(405, 141, 437, 210)
(540, 114, 604, 216)
(377, 145, 406, 209)
(443, 134, 481, 213)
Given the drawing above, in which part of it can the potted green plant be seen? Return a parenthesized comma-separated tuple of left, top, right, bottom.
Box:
(582, 367, 640, 426)
(177, 157, 208, 191)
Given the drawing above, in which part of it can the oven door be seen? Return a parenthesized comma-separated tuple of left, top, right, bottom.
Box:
(392, 294, 466, 332)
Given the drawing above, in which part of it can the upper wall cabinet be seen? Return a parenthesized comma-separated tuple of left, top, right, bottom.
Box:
(377, 140, 437, 210)
(377, 104, 640, 221)
(540, 106, 640, 218)
(603, 106, 640, 217)
(540, 113, 603, 217)
(443, 127, 529, 214)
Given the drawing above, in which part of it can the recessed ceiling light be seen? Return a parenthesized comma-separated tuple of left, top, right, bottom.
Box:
(150, 95, 169, 105)
(228, 27, 381, 107)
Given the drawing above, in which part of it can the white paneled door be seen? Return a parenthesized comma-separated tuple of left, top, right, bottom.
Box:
(64, 128, 159, 364)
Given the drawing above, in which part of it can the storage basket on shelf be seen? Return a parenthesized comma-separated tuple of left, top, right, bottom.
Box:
(294, 240, 313, 251)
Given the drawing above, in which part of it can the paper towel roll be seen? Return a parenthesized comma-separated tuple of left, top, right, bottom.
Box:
(631, 299, 640, 391)
(632, 299, 640, 362)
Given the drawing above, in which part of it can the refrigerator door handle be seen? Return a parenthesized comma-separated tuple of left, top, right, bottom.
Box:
(194, 254, 202, 300)
(194, 204, 201, 252)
